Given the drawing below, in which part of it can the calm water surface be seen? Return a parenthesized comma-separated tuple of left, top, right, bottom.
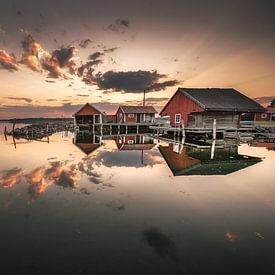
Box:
(0, 123, 275, 275)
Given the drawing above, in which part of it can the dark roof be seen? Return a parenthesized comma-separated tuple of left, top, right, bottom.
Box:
(176, 88, 265, 112)
(119, 105, 157, 114)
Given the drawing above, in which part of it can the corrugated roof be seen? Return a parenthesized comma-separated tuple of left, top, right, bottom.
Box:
(178, 88, 265, 112)
(119, 105, 157, 113)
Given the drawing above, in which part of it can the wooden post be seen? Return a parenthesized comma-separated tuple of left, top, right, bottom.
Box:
(100, 124, 103, 136)
(137, 124, 139, 134)
(213, 119, 216, 140)
(118, 124, 120, 135)
(126, 124, 128, 135)
(12, 121, 15, 136)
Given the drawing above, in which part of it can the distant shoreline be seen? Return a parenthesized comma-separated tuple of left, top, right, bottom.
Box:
(0, 117, 73, 124)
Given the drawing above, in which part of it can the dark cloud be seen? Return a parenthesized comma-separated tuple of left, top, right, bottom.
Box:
(86, 70, 179, 93)
(106, 18, 130, 32)
(6, 97, 32, 103)
(142, 227, 179, 263)
(79, 39, 92, 48)
(77, 60, 102, 78)
(0, 50, 18, 71)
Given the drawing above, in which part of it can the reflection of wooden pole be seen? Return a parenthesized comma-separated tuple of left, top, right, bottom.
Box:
(4, 126, 7, 141)
(143, 90, 146, 106)
(141, 150, 144, 165)
(12, 121, 15, 136)
(13, 136, 16, 149)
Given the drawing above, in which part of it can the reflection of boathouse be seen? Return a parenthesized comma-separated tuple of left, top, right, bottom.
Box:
(73, 103, 103, 127)
(73, 131, 102, 155)
(116, 135, 156, 150)
(159, 143, 261, 175)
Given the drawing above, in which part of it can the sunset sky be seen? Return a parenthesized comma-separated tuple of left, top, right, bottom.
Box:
(0, 0, 274, 118)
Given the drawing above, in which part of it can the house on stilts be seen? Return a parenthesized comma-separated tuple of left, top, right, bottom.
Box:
(160, 88, 265, 129)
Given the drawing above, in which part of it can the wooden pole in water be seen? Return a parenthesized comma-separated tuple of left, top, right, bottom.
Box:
(213, 119, 216, 140)
(211, 119, 217, 159)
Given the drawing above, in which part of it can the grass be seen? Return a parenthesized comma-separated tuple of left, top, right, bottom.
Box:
(255, 121, 275, 127)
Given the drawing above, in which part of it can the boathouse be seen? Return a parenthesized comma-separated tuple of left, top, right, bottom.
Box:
(116, 106, 157, 123)
(73, 103, 103, 126)
(160, 88, 265, 128)
(255, 106, 275, 122)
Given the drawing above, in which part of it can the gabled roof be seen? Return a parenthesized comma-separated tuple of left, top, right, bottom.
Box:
(161, 88, 265, 114)
(119, 105, 157, 114)
(73, 103, 103, 117)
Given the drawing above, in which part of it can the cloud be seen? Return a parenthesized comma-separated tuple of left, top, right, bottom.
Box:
(106, 18, 130, 32)
(20, 34, 77, 78)
(0, 50, 19, 71)
(6, 97, 32, 103)
(79, 39, 92, 48)
(85, 70, 179, 93)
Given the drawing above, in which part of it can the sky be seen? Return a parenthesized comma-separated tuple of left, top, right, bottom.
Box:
(0, 0, 274, 118)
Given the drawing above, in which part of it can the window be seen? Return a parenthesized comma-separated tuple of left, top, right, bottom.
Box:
(128, 140, 134, 144)
(128, 113, 134, 118)
(261, 113, 267, 119)
(175, 114, 181, 124)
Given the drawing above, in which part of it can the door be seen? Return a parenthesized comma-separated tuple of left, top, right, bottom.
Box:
(137, 114, 141, 123)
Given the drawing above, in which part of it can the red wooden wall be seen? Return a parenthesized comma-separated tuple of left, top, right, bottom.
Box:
(160, 91, 204, 125)
(255, 113, 271, 121)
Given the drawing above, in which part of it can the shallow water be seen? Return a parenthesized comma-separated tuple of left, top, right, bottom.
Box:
(0, 124, 275, 275)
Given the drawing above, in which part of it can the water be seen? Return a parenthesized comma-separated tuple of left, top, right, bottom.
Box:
(0, 124, 275, 274)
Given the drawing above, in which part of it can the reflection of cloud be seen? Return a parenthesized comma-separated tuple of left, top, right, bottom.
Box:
(106, 200, 125, 211)
(6, 97, 32, 103)
(25, 161, 77, 199)
(0, 50, 18, 71)
(225, 232, 237, 243)
(95, 150, 162, 168)
(142, 227, 179, 263)
(79, 39, 92, 48)
(0, 168, 22, 188)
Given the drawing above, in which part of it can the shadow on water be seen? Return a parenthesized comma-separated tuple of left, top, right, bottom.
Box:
(142, 227, 179, 264)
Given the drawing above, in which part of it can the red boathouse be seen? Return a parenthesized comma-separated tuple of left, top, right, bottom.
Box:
(116, 106, 157, 124)
(160, 88, 265, 128)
